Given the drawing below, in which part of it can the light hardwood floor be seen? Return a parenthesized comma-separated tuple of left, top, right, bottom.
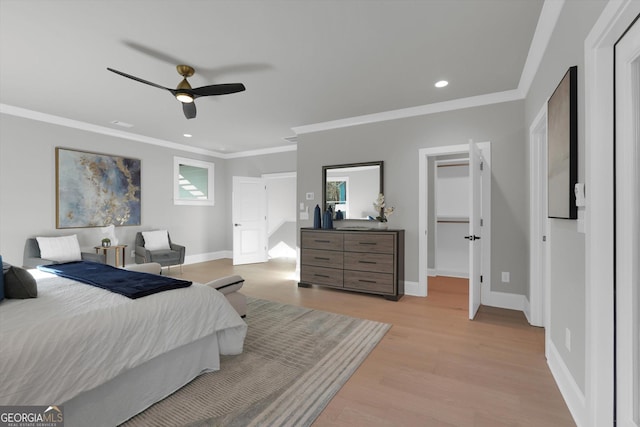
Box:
(169, 259, 575, 426)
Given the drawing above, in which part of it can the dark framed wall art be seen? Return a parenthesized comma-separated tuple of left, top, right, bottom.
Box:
(56, 147, 141, 228)
(547, 66, 578, 220)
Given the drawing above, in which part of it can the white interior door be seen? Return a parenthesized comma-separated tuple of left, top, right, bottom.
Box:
(615, 16, 640, 427)
(468, 139, 482, 319)
(529, 107, 549, 328)
(232, 176, 267, 265)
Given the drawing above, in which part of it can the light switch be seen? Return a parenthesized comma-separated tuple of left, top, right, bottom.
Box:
(306, 192, 314, 200)
(574, 183, 585, 207)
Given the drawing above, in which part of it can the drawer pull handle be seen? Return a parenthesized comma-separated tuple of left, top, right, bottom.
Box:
(315, 257, 330, 261)
(314, 274, 330, 278)
(314, 239, 331, 243)
(359, 242, 377, 245)
(358, 279, 377, 284)
(358, 260, 376, 264)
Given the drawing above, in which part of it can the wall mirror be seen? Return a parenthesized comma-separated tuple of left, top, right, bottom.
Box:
(322, 161, 383, 220)
(173, 156, 215, 206)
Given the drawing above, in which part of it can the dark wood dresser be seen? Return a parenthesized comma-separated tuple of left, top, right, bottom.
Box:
(299, 228, 405, 300)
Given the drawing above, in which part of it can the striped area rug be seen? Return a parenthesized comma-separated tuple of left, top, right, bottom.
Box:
(122, 297, 390, 427)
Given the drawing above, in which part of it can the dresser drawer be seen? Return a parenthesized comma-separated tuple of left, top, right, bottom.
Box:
(344, 270, 394, 294)
(344, 252, 393, 274)
(344, 233, 394, 254)
(301, 231, 343, 251)
(302, 249, 343, 268)
(300, 265, 343, 287)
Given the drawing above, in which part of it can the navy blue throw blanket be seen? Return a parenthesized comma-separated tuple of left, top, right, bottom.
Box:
(38, 261, 192, 299)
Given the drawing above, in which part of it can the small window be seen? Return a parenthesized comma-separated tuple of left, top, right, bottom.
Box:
(173, 157, 215, 206)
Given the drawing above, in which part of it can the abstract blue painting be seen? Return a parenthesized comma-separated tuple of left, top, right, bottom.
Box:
(56, 148, 141, 228)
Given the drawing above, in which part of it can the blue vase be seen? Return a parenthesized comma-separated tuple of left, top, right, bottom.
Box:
(313, 205, 322, 229)
(322, 210, 333, 229)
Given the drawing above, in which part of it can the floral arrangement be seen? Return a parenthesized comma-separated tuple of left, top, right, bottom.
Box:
(373, 193, 395, 222)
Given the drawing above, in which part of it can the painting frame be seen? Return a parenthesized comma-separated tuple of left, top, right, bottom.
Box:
(56, 147, 141, 228)
(547, 66, 578, 220)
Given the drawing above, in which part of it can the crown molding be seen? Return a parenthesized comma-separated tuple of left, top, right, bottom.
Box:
(1, 103, 296, 159)
(223, 144, 297, 159)
(292, 89, 522, 135)
(517, 0, 565, 96)
(0, 103, 227, 158)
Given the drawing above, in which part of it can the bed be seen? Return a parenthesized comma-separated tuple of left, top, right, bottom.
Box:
(0, 268, 247, 427)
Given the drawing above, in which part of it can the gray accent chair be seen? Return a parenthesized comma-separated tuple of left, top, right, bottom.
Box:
(23, 238, 106, 268)
(134, 232, 185, 272)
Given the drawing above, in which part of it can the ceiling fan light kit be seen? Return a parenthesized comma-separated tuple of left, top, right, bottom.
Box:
(107, 64, 245, 119)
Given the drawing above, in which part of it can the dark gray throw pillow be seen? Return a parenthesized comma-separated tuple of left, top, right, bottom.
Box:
(5, 266, 37, 298)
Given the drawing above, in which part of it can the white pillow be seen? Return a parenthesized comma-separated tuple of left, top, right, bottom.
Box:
(36, 235, 82, 262)
(142, 230, 171, 251)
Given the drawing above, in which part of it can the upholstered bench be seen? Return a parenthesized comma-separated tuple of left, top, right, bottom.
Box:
(123, 264, 246, 317)
(205, 275, 247, 318)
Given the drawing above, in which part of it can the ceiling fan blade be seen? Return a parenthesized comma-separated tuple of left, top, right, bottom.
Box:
(182, 102, 196, 119)
(190, 83, 246, 98)
(107, 68, 172, 92)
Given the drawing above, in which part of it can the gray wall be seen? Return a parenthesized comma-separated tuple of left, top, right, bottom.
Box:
(297, 100, 528, 294)
(0, 114, 228, 265)
(523, 0, 607, 394)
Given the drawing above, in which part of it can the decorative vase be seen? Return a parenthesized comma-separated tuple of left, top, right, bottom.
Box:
(313, 205, 322, 229)
(322, 210, 333, 229)
(377, 222, 388, 230)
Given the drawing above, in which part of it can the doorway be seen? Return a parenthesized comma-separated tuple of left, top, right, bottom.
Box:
(263, 172, 297, 260)
(418, 141, 491, 319)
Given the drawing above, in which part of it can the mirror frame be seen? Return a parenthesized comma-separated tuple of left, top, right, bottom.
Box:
(322, 161, 383, 220)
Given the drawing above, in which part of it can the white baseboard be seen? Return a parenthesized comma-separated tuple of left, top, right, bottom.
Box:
(547, 339, 585, 427)
(183, 251, 231, 265)
(522, 296, 532, 324)
(404, 280, 425, 297)
(435, 269, 469, 279)
(483, 290, 526, 312)
(428, 268, 437, 277)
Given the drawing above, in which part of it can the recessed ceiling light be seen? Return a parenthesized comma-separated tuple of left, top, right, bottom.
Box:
(435, 80, 449, 88)
(183, 133, 192, 138)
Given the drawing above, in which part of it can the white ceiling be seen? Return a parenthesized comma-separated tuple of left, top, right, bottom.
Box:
(0, 0, 544, 155)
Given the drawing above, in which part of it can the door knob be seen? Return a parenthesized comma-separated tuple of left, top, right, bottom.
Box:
(464, 235, 481, 241)
(234, 223, 241, 227)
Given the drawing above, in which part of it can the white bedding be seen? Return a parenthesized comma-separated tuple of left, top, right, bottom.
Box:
(0, 269, 247, 406)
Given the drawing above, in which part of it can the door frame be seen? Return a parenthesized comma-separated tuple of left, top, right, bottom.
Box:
(615, 14, 640, 427)
(418, 142, 491, 300)
(528, 103, 550, 329)
(584, 1, 640, 425)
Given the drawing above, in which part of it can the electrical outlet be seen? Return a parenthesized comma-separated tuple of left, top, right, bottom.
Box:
(565, 328, 571, 351)
(501, 272, 510, 283)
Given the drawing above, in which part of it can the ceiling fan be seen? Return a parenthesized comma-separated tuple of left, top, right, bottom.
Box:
(107, 65, 246, 119)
